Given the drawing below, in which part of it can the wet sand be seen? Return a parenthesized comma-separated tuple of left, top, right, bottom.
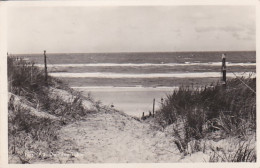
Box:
(75, 87, 175, 117)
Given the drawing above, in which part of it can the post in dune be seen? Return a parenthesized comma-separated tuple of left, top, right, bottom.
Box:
(30, 63, 33, 85)
(44, 50, 48, 85)
(152, 98, 155, 117)
(221, 53, 226, 86)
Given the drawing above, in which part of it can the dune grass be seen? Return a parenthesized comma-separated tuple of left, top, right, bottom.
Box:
(209, 142, 256, 162)
(7, 56, 97, 163)
(155, 75, 256, 161)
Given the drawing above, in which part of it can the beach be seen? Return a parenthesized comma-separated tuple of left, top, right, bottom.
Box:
(17, 51, 256, 117)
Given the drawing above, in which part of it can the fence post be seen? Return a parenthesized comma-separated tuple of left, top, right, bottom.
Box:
(44, 50, 48, 85)
(141, 112, 145, 120)
(152, 98, 155, 117)
(222, 53, 226, 86)
(31, 64, 33, 85)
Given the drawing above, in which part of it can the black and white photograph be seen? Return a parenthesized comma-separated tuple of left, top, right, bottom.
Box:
(0, 1, 257, 165)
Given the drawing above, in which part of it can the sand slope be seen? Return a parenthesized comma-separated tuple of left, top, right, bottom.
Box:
(45, 110, 185, 163)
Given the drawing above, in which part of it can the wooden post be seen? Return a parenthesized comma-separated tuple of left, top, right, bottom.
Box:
(152, 98, 155, 117)
(44, 50, 48, 85)
(141, 112, 145, 120)
(221, 53, 226, 86)
(31, 63, 33, 85)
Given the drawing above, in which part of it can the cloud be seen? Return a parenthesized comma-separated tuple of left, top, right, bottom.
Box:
(195, 25, 255, 41)
(195, 26, 244, 33)
(232, 31, 254, 41)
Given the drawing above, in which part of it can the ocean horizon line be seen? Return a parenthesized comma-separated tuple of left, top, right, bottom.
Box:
(8, 50, 256, 55)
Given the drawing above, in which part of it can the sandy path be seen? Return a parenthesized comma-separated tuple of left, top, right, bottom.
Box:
(51, 110, 182, 163)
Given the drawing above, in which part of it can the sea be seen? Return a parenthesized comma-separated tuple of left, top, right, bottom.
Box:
(19, 51, 256, 117)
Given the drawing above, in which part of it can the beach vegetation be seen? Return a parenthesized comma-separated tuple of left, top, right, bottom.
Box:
(155, 76, 256, 161)
(7, 56, 98, 163)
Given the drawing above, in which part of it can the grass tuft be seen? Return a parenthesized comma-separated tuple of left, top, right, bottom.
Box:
(209, 142, 256, 162)
(155, 75, 256, 161)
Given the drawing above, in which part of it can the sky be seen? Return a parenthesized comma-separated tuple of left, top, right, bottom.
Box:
(7, 6, 255, 53)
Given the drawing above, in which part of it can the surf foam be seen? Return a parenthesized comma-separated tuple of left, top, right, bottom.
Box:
(49, 72, 255, 78)
(35, 62, 256, 68)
